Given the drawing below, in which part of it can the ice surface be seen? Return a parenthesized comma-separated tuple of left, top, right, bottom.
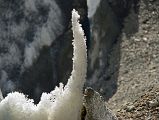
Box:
(0, 9, 87, 120)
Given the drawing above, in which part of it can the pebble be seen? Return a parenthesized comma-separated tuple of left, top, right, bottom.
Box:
(148, 100, 159, 107)
(143, 37, 148, 41)
(134, 38, 140, 42)
(126, 105, 135, 112)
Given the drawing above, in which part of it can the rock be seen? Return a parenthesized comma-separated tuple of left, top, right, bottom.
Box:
(0, 89, 3, 102)
(148, 100, 159, 107)
(108, 0, 159, 112)
(143, 37, 148, 41)
(117, 87, 159, 119)
(87, 0, 121, 101)
(83, 87, 118, 120)
(125, 105, 135, 112)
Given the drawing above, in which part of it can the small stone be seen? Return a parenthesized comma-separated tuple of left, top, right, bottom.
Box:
(126, 105, 135, 112)
(148, 100, 159, 107)
(134, 38, 140, 41)
(152, 11, 155, 15)
(143, 37, 148, 41)
(144, 30, 148, 34)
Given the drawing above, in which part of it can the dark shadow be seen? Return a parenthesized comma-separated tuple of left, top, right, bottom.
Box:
(86, 0, 140, 101)
(20, 47, 54, 103)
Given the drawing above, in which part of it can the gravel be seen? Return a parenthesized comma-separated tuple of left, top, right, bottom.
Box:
(108, 0, 159, 115)
(117, 86, 159, 120)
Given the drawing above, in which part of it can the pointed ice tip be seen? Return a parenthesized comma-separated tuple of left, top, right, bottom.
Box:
(72, 9, 80, 23)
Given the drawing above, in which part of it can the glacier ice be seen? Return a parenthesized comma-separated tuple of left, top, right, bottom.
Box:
(0, 9, 87, 120)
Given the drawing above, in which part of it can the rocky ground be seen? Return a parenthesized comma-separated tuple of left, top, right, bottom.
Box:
(117, 86, 159, 120)
(107, 0, 159, 118)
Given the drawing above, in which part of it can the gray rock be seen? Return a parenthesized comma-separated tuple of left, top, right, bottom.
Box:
(0, 89, 3, 102)
(83, 88, 118, 120)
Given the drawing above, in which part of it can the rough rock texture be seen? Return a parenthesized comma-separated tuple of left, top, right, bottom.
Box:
(108, 0, 159, 112)
(83, 88, 117, 120)
(87, 1, 159, 119)
(117, 86, 159, 120)
(86, 0, 120, 100)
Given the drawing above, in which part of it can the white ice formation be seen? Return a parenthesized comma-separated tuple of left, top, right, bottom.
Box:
(0, 9, 87, 120)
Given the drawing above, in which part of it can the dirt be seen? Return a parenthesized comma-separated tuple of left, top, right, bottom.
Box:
(117, 86, 159, 120)
(107, 0, 159, 118)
